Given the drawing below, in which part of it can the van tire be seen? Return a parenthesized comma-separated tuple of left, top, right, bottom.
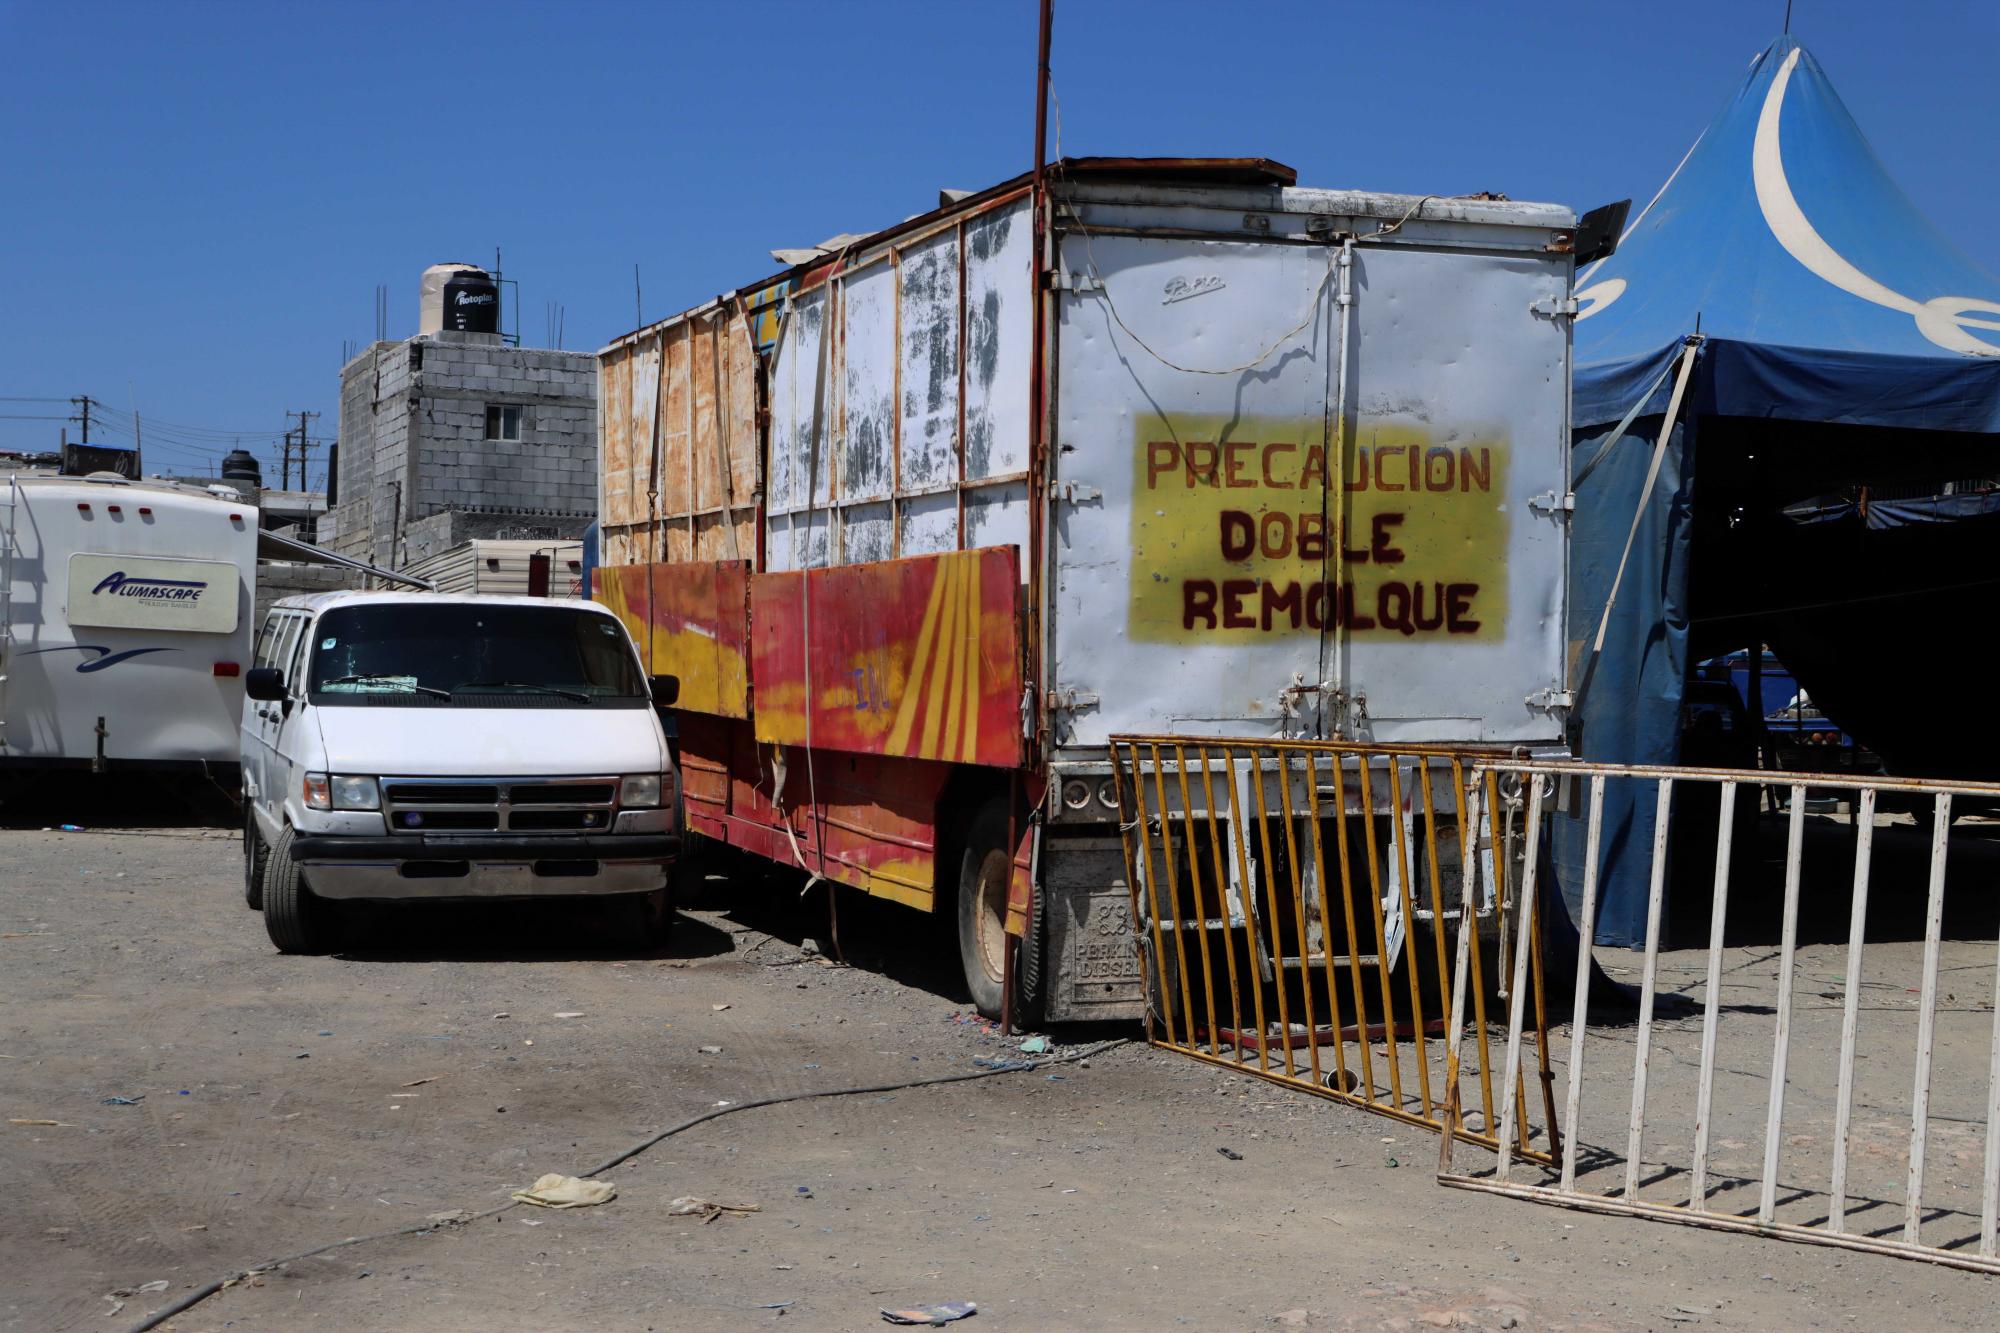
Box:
(263, 826, 334, 954)
(243, 813, 268, 911)
(625, 879, 674, 947)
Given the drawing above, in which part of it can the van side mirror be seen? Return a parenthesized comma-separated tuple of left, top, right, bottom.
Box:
(245, 667, 286, 702)
(649, 674, 680, 707)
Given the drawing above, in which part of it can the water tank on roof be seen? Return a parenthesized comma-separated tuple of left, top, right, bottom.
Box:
(221, 448, 262, 488)
(419, 263, 500, 335)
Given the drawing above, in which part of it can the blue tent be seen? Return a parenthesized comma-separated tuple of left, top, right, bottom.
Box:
(1565, 36, 2000, 945)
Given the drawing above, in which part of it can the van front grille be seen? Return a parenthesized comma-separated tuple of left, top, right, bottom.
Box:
(380, 776, 620, 835)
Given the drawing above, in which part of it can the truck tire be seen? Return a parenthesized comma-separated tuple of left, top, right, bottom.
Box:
(956, 803, 1046, 1024)
(243, 812, 268, 911)
(262, 826, 334, 954)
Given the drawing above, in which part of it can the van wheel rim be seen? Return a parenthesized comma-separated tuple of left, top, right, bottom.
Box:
(975, 849, 1008, 986)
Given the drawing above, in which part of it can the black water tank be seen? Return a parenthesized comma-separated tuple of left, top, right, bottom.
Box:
(442, 268, 500, 333)
(221, 448, 262, 487)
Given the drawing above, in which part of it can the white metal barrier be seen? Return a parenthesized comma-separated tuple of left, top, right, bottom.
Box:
(1438, 759, 2000, 1275)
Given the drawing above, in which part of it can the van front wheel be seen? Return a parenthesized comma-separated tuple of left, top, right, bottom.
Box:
(243, 813, 268, 910)
(263, 827, 335, 954)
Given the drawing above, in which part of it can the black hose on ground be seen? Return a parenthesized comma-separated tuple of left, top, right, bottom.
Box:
(124, 1038, 1129, 1333)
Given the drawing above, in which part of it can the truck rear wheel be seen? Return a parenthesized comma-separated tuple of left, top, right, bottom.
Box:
(243, 813, 268, 910)
(263, 826, 335, 955)
(956, 804, 1045, 1024)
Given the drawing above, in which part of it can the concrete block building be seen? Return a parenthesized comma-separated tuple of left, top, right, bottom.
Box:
(329, 264, 597, 570)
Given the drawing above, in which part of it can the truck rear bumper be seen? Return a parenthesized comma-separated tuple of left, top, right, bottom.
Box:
(292, 833, 677, 901)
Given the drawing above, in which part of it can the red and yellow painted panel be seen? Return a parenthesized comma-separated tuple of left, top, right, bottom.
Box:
(749, 548, 1023, 770)
(593, 560, 751, 719)
(680, 712, 952, 913)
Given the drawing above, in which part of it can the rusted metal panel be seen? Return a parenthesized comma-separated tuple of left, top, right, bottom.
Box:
(598, 301, 760, 572)
(898, 228, 962, 495)
(766, 285, 832, 573)
(749, 547, 1024, 768)
(755, 193, 1035, 572)
(682, 712, 950, 911)
(592, 560, 751, 719)
(964, 199, 1033, 483)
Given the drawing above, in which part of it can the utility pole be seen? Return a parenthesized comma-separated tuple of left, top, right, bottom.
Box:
(69, 395, 92, 443)
(287, 410, 319, 492)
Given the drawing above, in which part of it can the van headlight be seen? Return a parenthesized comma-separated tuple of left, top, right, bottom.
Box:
(331, 775, 381, 810)
(305, 773, 380, 811)
(619, 774, 662, 808)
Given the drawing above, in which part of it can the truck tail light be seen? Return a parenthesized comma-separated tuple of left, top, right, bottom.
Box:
(214, 662, 241, 677)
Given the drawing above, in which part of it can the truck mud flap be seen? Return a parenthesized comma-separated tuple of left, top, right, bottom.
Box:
(1043, 835, 1147, 1023)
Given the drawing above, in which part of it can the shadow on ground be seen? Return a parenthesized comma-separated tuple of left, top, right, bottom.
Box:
(0, 768, 238, 829)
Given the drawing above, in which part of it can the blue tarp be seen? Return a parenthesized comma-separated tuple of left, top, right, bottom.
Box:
(1563, 37, 2000, 944)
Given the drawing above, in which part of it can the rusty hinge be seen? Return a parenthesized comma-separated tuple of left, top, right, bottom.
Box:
(1527, 490, 1575, 515)
(1526, 688, 1575, 712)
(1053, 479, 1100, 503)
(1049, 269, 1103, 294)
(1529, 294, 1580, 319)
(1046, 687, 1100, 714)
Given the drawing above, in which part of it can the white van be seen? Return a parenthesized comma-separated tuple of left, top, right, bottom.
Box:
(240, 591, 680, 953)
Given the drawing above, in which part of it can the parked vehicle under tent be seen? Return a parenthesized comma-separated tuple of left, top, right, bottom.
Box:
(1563, 35, 2000, 946)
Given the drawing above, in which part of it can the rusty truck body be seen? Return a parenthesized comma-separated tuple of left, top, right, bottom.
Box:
(594, 157, 1578, 1023)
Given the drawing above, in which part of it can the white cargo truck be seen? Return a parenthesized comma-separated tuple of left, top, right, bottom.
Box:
(594, 157, 1581, 1022)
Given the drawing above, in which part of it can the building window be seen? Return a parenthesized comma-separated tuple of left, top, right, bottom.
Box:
(485, 404, 522, 441)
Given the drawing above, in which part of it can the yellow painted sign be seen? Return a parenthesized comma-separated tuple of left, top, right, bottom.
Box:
(1127, 417, 1510, 643)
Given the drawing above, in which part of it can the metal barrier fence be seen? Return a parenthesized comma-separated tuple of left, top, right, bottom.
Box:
(1109, 736, 1559, 1164)
(1439, 759, 2000, 1275)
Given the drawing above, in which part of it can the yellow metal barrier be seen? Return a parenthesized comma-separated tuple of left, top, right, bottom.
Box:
(1110, 736, 1559, 1164)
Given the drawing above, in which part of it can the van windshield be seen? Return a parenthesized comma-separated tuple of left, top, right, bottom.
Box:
(306, 604, 648, 708)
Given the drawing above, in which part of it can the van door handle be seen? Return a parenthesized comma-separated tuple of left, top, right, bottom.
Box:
(256, 708, 272, 721)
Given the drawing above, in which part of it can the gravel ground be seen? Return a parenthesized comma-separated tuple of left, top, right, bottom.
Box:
(4, 822, 1998, 1331)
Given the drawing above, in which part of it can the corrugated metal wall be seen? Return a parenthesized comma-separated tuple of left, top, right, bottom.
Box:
(401, 540, 585, 598)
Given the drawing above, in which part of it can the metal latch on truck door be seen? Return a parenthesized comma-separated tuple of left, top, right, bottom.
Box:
(1047, 688, 1100, 714)
(1528, 294, 1580, 319)
(1054, 479, 1101, 503)
(1048, 268, 1103, 293)
(1526, 688, 1575, 712)
(1527, 490, 1575, 515)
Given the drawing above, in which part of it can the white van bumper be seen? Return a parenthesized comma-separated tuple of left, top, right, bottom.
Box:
(289, 833, 677, 900)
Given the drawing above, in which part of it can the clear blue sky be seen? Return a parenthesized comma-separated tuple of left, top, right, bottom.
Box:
(3, 0, 1995, 481)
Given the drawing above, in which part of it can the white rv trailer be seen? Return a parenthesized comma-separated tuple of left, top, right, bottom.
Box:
(1, 473, 258, 782)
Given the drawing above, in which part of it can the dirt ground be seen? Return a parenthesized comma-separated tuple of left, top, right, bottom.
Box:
(5, 814, 1999, 1330)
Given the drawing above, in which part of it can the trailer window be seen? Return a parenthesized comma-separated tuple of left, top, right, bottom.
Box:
(306, 603, 648, 708)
